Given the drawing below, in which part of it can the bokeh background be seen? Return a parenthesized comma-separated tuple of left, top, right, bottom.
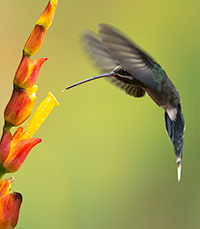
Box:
(0, 0, 199, 228)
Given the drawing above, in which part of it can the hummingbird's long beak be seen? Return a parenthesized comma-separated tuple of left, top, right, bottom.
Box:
(62, 72, 115, 91)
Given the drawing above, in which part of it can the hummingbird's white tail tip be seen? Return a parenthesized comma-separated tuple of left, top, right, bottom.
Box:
(177, 158, 182, 182)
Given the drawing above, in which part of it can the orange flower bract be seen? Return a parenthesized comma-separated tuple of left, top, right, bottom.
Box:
(14, 52, 47, 90)
(4, 87, 37, 127)
(24, 25, 46, 57)
(24, 1, 58, 57)
(0, 178, 22, 229)
(0, 127, 41, 173)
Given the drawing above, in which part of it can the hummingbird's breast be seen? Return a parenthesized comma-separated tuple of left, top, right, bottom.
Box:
(145, 76, 180, 110)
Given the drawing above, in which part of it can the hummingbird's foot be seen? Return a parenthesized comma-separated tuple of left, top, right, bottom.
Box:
(177, 157, 182, 182)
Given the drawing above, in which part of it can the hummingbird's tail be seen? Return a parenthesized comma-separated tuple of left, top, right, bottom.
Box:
(165, 104, 185, 182)
(62, 72, 115, 91)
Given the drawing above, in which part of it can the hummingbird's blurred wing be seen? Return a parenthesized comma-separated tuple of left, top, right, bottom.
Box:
(98, 24, 164, 92)
(82, 31, 118, 72)
(82, 31, 145, 97)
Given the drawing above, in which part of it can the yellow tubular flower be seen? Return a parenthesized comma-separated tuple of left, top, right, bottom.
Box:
(22, 92, 59, 139)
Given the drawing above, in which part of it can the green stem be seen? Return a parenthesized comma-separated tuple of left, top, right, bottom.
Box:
(23, 50, 31, 58)
(4, 121, 13, 132)
(0, 164, 8, 181)
(0, 173, 4, 181)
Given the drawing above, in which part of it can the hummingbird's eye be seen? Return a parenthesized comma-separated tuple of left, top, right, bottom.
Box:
(114, 66, 131, 78)
(119, 68, 129, 75)
(121, 69, 128, 74)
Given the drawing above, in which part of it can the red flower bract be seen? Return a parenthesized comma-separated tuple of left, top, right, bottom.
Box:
(4, 87, 37, 127)
(0, 127, 41, 173)
(14, 52, 47, 90)
(0, 179, 22, 229)
(0, 129, 11, 164)
(24, 25, 47, 57)
(3, 138, 41, 173)
(0, 193, 22, 229)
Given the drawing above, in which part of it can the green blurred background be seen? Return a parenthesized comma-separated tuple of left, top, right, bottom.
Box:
(0, 0, 199, 228)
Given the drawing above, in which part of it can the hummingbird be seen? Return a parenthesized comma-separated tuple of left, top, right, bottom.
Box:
(63, 24, 185, 181)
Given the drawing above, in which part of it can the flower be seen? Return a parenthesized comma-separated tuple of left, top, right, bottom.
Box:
(0, 130, 11, 165)
(24, 92, 59, 137)
(0, 92, 59, 174)
(1, 127, 41, 173)
(0, 1, 59, 227)
(24, 25, 47, 57)
(24, 0, 58, 57)
(14, 52, 47, 90)
(4, 86, 37, 127)
(0, 178, 22, 229)
(36, 0, 58, 30)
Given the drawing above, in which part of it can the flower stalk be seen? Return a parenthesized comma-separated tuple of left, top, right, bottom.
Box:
(0, 1, 59, 228)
